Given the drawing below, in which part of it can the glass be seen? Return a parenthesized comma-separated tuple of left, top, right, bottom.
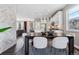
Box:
(67, 5, 79, 31)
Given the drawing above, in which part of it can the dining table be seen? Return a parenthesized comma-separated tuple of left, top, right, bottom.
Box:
(24, 35, 74, 55)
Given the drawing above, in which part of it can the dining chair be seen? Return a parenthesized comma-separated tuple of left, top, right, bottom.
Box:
(33, 37, 48, 55)
(51, 37, 69, 55)
(22, 33, 27, 37)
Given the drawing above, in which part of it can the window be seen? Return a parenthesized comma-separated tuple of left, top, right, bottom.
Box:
(66, 5, 79, 31)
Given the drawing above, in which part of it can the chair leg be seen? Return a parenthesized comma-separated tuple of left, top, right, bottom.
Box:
(51, 47, 67, 55)
(50, 47, 52, 53)
(53, 48, 68, 55)
(51, 47, 56, 55)
(65, 49, 67, 55)
(54, 48, 57, 55)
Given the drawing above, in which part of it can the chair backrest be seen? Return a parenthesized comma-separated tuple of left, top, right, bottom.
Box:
(33, 37, 47, 49)
(52, 37, 69, 49)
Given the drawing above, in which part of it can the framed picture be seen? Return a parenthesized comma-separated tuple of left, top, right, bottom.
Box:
(66, 5, 79, 32)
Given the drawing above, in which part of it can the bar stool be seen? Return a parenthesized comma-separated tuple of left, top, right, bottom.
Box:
(33, 37, 47, 55)
(51, 37, 69, 55)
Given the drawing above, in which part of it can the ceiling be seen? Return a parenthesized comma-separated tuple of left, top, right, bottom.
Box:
(16, 4, 67, 20)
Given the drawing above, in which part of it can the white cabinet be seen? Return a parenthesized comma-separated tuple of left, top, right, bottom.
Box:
(16, 21, 24, 30)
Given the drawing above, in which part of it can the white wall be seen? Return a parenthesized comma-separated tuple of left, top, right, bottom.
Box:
(0, 5, 16, 53)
